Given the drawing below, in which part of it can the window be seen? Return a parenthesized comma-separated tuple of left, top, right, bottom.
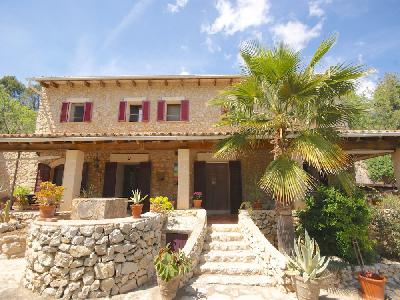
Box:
(69, 103, 85, 122)
(166, 104, 181, 121)
(129, 104, 142, 122)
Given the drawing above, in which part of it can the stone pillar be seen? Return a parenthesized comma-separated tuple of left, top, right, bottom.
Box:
(391, 148, 400, 190)
(61, 150, 84, 211)
(177, 149, 192, 209)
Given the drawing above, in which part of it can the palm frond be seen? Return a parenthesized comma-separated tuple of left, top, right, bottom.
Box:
(335, 170, 356, 196)
(214, 132, 254, 159)
(289, 130, 350, 174)
(307, 35, 337, 70)
(259, 155, 315, 205)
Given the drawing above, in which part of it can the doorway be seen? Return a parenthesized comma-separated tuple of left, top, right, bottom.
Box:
(122, 165, 141, 198)
(205, 163, 230, 213)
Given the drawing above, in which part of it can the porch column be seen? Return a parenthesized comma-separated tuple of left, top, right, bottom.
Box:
(391, 148, 400, 190)
(60, 150, 84, 211)
(177, 149, 192, 209)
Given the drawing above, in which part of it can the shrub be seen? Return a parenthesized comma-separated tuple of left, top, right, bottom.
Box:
(13, 185, 31, 205)
(150, 196, 173, 213)
(365, 155, 395, 184)
(154, 243, 191, 282)
(35, 181, 64, 206)
(297, 186, 376, 264)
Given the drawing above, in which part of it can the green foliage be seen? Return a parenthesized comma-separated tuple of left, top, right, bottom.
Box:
(297, 186, 376, 264)
(150, 196, 173, 213)
(365, 155, 395, 183)
(129, 189, 148, 204)
(0, 75, 40, 110)
(13, 185, 31, 205)
(0, 200, 11, 223)
(286, 230, 330, 282)
(154, 244, 191, 282)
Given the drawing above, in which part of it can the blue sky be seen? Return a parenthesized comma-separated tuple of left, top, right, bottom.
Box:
(0, 0, 399, 96)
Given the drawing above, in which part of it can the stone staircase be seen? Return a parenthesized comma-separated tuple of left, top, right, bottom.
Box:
(191, 224, 273, 286)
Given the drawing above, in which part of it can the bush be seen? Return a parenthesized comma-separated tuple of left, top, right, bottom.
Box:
(297, 186, 376, 264)
(365, 155, 395, 184)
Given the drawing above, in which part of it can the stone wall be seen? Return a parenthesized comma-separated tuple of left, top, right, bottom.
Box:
(24, 213, 164, 299)
(35, 82, 231, 134)
(238, 210, 287, 286)
(248, 210, 278, 246)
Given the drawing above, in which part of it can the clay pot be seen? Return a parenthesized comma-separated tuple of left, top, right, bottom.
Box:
(131, 204, 143, 218)
(157, 275, 182, 300)
(293, 276, 321, 300)
(39, 205, 56, 219)
(193, 199, 202, 208)
(252, 201, 262, 210)
(358, 272, 386, 300)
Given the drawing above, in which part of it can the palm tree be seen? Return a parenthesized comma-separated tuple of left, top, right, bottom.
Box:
(211, 36, 365, 254)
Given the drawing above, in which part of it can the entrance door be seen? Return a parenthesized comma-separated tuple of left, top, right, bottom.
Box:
(123, 165, 141, 198)
(205, 163, 230, 212)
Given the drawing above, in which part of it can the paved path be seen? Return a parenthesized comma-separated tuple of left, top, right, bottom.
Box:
(0, 257, 366, 300)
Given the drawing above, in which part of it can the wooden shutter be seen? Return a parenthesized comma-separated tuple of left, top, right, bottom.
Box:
(181, 100, 189, 121)
(157, 100, 165, 121)
(142, 100, 150, 122)
(80, 162, 89, 192)
(60, 102, 70, 123)
(102, 162, 117, 197)
(229, 160, 242, 214)
(194, 161, 206, 208)
(118, 101, 127, 122)
(137, 161, 151, 212)
(34, 163, 51, 192)
(51, 164, 64, 186)
(83, 102, 93, 122)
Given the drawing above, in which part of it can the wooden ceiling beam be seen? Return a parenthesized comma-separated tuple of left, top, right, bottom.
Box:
(180, 79, 184, 87)
(148, 80, 152, 87)
(131, 80, 136, 87)
(40, 82, 49, 88)
(198, 79, 201, 86)
(164, 80, 168, 86)
(67, 81, 74, 88)
(116, 80, 121, 87)
(84, 81, 90, 87)
(99, 81, 105, 88)
(50, 82, 59, 88)
(214, 78, 217, 86)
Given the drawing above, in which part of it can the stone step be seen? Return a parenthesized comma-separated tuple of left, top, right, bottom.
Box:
(190, 274, 274, 286)
(206, 231, 243, 242)
(196, 262, 262, 275)
(208, 224, 240, 233)
(203, 241, 250, 251)
(200, 250, 257, 263)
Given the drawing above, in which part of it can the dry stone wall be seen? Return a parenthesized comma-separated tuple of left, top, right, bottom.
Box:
(24, 213, 164, 299)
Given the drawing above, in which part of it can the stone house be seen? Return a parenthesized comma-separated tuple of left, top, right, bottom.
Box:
(0, 75, 400, 213)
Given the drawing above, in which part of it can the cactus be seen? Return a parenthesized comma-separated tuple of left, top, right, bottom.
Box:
(285, 230, 330, 282)
(0, 200, 11, 223)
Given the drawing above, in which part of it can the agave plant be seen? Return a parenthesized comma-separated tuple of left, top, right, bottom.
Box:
(286, 230, 330, 282)
(129, 189, 148, 205)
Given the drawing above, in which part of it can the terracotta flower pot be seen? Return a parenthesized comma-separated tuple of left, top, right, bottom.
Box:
(293, 276, 321, 300)
(157, 275, 182, 300)
(193, 199, 202, 208)
(39, 205, 56, 219)
(131, 204, 143, 218)
(252, 201, 262, 210)
(358, 272, 386, 300)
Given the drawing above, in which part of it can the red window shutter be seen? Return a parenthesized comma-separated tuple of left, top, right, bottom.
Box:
(157, 100, 165, 121)
(60, 102, 70, 123)
(83, 102, 93, 122)
(142, 100, 150, 122)
(118, 101, 127, 122)
(181, 100, 189, 121)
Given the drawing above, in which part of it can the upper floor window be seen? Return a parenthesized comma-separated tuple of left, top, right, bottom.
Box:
(118, 100, 149, 122)
(70, 103, 85, 122)
(60, 101, 92, 123)
(129, 104, 143, 122)
(166, 104, 181, 121)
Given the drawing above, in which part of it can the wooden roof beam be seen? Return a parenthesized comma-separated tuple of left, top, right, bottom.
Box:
(180, 79, 184, 86)
(148, 80, 152, 87)
(198, 78, 201, 86)
(131, 80, 136, 87)
(99, 81, 105, 88)
(84, 81, 90, 87)
(164, 80, 168, 86)
(214, 78, 217, 86)
(116, 80, 121, 87)
(67, 81, 74, 88)
(40, 82, 49, 88)
(50, 82, 59, 88)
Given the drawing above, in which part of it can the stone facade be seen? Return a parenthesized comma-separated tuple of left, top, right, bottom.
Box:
(71, 198, 128, 220)
(24, 213, 164, 299)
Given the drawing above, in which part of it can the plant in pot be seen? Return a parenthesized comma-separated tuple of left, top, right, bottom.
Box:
(154, 243, 191, 300)
(353, 240, 386, 300)
(192, 192, 203, 208)
(285, 230, 330, 300)
(150, 196, 174, 213)
(129, 189, 148, 218)
(35, 181, 64, 219)
(12, 185, 31, 211)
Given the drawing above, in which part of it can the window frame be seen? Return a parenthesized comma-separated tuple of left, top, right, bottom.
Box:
(69, 103, 85, 123)
(128, 104, 143, 122)
(166, 103, 181, 121)
(162, 97, 185, 122)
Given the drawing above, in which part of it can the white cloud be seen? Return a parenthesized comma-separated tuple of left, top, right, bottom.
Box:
(167, 0, 189, 13)
(202, 0, 271, 35)
(179, 67, 190, 75)
(308, 0, 332, 17)
(103, 0, 153, 48)
(204, 36, 221, 53)
(356, 69, 378, 98)
(271, 20, 323, 50)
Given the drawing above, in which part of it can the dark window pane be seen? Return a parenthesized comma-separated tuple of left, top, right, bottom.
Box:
(129, 105, 142, 122)
(70, 104, 84, 122)
(166, 104, 181, 121)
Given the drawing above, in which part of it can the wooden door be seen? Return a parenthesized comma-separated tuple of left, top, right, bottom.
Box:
(205, 163, 230, 211)
(102, 162, 117, 197)
(122, 165, 140, 198)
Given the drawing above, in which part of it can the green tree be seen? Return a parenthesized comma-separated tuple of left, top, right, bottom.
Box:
(0, 86, 36, 134)
(211, 36, 365, 253)
(0, 75, 40, 110)
(365, 155, 395, 183)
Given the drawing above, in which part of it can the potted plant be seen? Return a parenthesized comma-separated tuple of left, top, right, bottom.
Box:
(129, 189, 148, 218)
(154, 243, 191, 300)
(353, 240, 387, 300)
(12, 185, 31, 211)
(285, 230, 330, 300)
(192, 192, 203, 208)
(35, 181, 64, 219)
(150, 196, 174, 213)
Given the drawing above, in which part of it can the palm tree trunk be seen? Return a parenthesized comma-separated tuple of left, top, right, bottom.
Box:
(276, 203, 295, 254)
